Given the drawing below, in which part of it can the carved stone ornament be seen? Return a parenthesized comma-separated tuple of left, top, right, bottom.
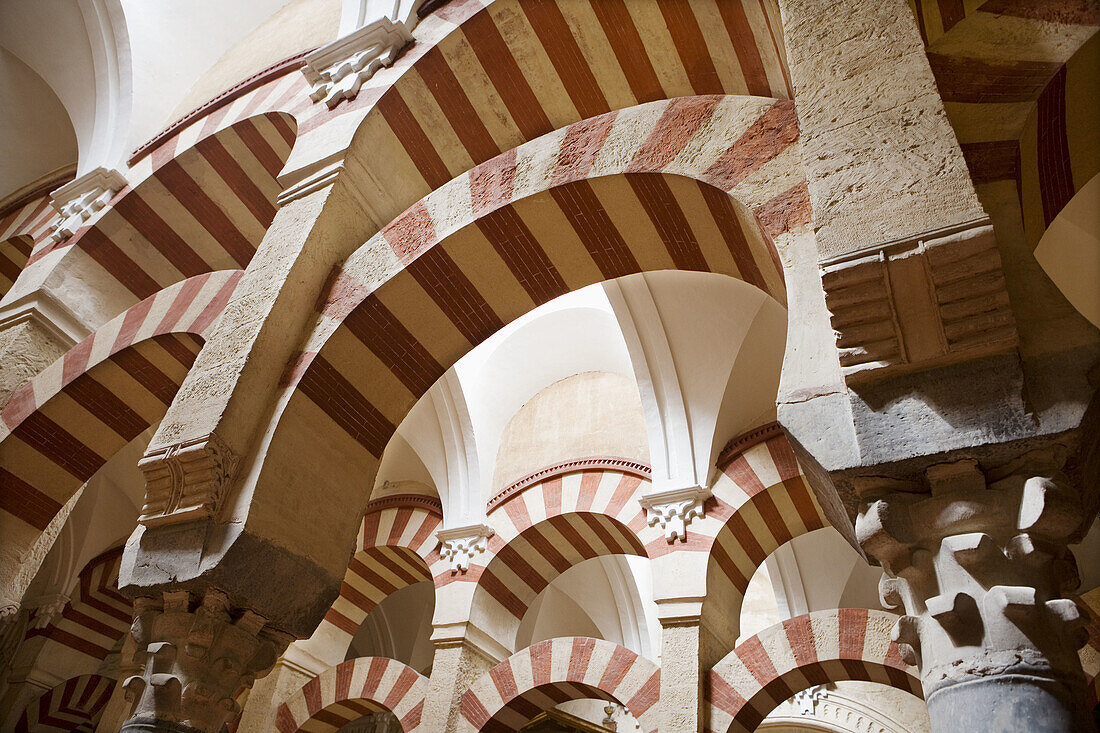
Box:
(48, 167, 128, 244)
(27, 593, 69, 629)
(302, 17, 412, 109)
(436, 524, 494, 574)
(137, 433, 240, 528)
(820, 218, 1018, 384)
(121, 589, 293, 733)
(855, 452, 1091, 699)
(639, 486, 711, 543)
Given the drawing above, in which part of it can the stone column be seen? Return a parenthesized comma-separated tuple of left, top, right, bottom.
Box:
(856, 456, 1093, 732)
(420, 634, 496, 733)
(655, 602, 704, 733)
(119, 589, 292, 733)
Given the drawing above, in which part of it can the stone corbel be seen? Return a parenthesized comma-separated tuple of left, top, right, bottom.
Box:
(436, 524, 493, 574)
(640, 486, 711, 543)
(301, 17, 413, 109)
(48, 167, 128, 244)
(136, 433, 240, 527)
(820, 217, 1018, 384)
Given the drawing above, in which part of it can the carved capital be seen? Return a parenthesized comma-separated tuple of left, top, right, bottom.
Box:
(821, 218, 1017, 384)
(640, 485, 711, 543)
(137, 433, 240, 528)
(302, 17, 412, 108)
(855, 452, 1091, 697)
(121, 589, 293, 733)
(48, 167, 128, 243)
(436, 524, 493, 574)
(27, 593, 69, 629)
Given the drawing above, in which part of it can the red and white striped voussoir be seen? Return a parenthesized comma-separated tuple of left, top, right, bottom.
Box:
(16, 674, 115, 733)
(486, 459, 655, 544)
(706, 608, 921, 733)
(305, 94, 802, 352)
(0, 270, 242, 439)
(318, 499, 445, 641)
(0, 194, 60, 249)
(694, 426, 827, 592)
(28, 548, 131, 662)
(276, 656, 427, 733)
(458, 637, 661, 733)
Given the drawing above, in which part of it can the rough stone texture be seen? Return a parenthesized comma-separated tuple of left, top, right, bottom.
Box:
(421, 640, 495, 733)
(119, 178, 380, 638)
(234, 659, 313, 733)
(658, 623, 703, 733)
(0, 319, 66, 408)
(778, 0, 985, 260)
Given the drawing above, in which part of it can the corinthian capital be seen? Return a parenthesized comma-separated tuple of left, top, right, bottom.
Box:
(121, 589, 293, 733)
(855, 452, 1091, 699)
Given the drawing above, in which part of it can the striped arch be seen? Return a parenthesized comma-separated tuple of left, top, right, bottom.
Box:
(0, 270, 242, 605)
(1079, 586, 1100, 705)
(459, 637, 661, 733)
(15, 674, 115, 733)
(317, 495, 444, 650)
(0, 234, 33, 296)
(275, 656, 428, 733)
(914, 2, 1100, 248)
(339, 0, 794, 231)
(25, 548, 131, 666)
(0, 184, 65, 264)
(706, 609, 921, 733)
(468, 509, 649, 650)
(25, 113, 297, 307)
(486, 458, 655, 545)
(265, 95, 806, 537)
(702, 425, 827, 618)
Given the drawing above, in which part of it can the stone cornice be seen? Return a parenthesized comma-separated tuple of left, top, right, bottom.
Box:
(487, 456, 651, 513)
(364, 493, 442, 515)
(639, 485, 712, 543)
(0, 289, 90, 346)
(128, 49, 317, 166)
(436, 524, 494, 574)
(301, 17, 412, 109)
(716, 422, 785, 471)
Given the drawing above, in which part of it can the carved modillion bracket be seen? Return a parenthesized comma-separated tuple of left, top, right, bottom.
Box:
(48, 167, 128, 244)
(821, 218, 1018, 385)
(436, 524, 494, 574)
(640, 485, 711, 543)
(301, 17, 412, 109)
(137, 433, 239, 528)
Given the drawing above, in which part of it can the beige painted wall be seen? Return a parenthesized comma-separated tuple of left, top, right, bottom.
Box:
(491, 371, 649, 492)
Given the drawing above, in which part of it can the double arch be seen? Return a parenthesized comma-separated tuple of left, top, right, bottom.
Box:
(309, 495, 444, 659)
(253, 93, 811, 596)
